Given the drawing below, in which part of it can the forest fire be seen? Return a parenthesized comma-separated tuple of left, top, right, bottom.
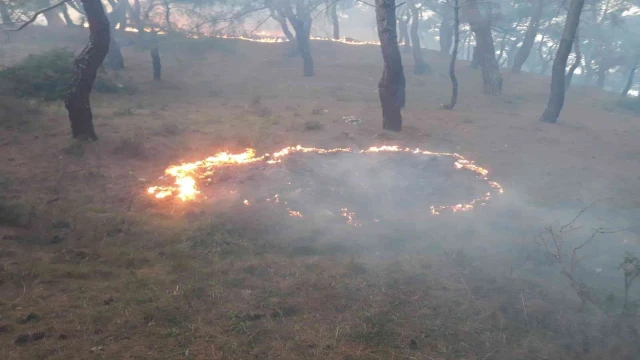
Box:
(147, 145, 504, 219)
(120, 26, 380, 46)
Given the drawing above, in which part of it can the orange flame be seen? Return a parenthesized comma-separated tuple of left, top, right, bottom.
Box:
(147, 145, 504, 218)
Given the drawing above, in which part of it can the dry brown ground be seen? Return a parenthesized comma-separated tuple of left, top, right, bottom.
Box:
(0, 28, 639, 359)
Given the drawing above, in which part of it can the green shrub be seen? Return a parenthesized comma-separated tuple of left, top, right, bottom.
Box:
(0, 48, 124, 101)
(616, 97, 640, 115)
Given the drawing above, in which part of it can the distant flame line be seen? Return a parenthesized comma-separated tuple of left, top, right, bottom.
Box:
(147, 145, 504, 216)
(121, 26, 381, 45)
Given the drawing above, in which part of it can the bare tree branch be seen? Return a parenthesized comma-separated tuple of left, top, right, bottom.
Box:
(5, 0, 72, 32)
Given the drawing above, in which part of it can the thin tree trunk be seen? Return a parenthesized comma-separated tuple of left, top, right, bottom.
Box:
(465, 32, 471, 60)
(376, 0, 406, 131)
(409, 3, 428, 75)
(66, 0, 110, 140)
(0, 1, 12, 25)
(565, 27, 581, 90)
(512, 0, 544, 73)
(131, 0, 142, 30)
(439, 10, 453, 55)
(43, 4, 66, 26)
(61, 5, 76, 26)
(496, 31, 510, 64)
(444, 0, 460, 110)
(506, 36, 522, 68)
(398, 10, 411, 53)
(151, 35, 161, 81)
(163, 0, 172, 32)
(620, 56, 638, 97)
(271, 9, 297, 56)
(330, 2, 339, 40)
(464, 0, 502, 95)
(285, 8, 314, 77)
(541, 0, 585, 124)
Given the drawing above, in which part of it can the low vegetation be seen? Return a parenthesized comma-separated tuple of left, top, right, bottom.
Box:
(0, 49, 124, 101)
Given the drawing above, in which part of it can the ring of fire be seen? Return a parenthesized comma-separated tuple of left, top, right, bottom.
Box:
(147, 145, 504, 219)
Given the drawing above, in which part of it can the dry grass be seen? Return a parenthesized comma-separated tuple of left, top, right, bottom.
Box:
(0, 28, 638, 360)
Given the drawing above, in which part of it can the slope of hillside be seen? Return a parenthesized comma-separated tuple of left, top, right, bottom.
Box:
(0, 28, 639, 359)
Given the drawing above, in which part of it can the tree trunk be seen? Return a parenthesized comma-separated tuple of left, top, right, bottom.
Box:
(540, 0, 584, 124)
(410, 4, 428, 75)
(463, 0, 502, 95)
(0, 1, 11, 25)
(42, 3, 66, 26)
(66, 0, 110, 140)
(61, 5, 76, 26)
(151, 44, 161, 81)
(620, 56, 638, 97)
(330, 2, 339, 40)
(163, 0, 172, 32)
(496, 31, 510, 64)
(565, 27, 581, 90)
(131, 0, 142, 30)
(398, 10, 411, 53)
(105, 36, 124, 70)
(506, 36, 522, 68)
(287, 11, 314, 77)
(444, 0, 460, 110)
(439, 11, 453, 55)
(376, 0, 406, 131)
(271, 9, 297, 57)
(512, 0, 544, 73)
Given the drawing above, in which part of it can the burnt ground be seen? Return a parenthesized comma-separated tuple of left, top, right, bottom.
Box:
(0, 27, 639, 359)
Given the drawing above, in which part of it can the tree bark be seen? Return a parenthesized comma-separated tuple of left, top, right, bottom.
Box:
(540, 0, 585, 124)
(620, 56, 638, 97)
(376, 0, 406, 131)
(463, 0, 502, 95)
(284, 7, 314, 77)
(565, 27, 581, 90)
(330, 2, 339, 40)
(512, 0, 544, 73)
(439, 9, 453, 55)
(151, 44, 161, 80)
(0, 1, 12, 25)
(409, 3, 428, 75)
(61, 4, 76, 26)
(444, 0, 460, 110)
(505, 36, 522, 68)
(398, 10, 411, 53)
(66, 0, 110, 140)
(163, 0, 172, 32)
(270, 9, 297, 57)
(41, 0, 66, 27)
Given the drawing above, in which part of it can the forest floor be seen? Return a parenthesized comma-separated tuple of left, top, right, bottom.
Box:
(0, 28, 639, 359)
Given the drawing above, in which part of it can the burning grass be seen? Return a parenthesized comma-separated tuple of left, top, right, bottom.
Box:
(146, 146, 504, 223)
(1, 27, 639, 359)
